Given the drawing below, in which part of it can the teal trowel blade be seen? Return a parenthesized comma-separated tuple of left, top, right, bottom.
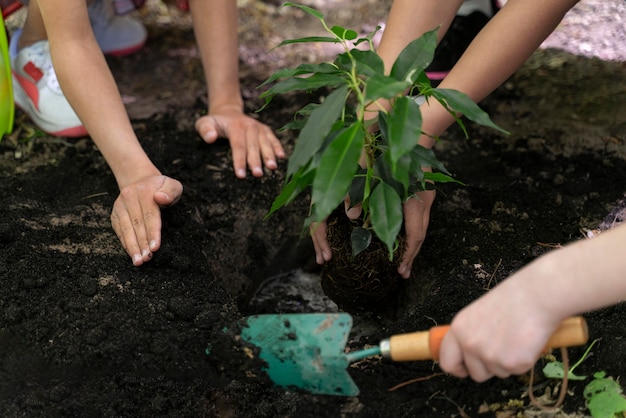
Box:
(240, 313, 360, 396)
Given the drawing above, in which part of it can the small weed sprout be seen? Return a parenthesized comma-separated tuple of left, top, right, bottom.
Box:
(543, 339, 626, 417)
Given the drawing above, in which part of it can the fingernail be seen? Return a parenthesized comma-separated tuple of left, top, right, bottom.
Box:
(266, 159, 277, 169)
(149, 240, 157, 251)
(132, 254, 142, 265)
(398, 265, 407, 276)
(252, 167, 263, 177)
(346, 207, 359, 219)
(323, 251, 331, 261)
(236, 169, 246, 178)
(142, 248, 152, 259)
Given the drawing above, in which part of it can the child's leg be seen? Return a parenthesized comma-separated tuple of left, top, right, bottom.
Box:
(89, 0, 147, 56)
(16, 0, 147, 56)
(10, 0, 87, 136)
(17, 0, 47, 49)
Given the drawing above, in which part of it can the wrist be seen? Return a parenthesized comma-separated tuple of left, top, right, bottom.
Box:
(208, 96, 244, 114)
(114, 161, 161, 189)
(516, 255, 573, 325)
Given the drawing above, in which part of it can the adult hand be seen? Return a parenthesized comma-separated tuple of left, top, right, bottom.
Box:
(195, 105, 285, 179)
(438, 277, 562, 382)
(111, 175, 183, 266)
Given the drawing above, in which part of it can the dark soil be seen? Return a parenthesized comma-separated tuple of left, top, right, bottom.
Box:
(1, 1, 625, 417)
(320, 208, 408, 314)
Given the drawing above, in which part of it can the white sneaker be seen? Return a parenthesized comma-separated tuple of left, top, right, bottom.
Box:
(89, 0, 148, 56)
(10, 30, 87, 137)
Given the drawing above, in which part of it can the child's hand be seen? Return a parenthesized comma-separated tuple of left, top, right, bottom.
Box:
(195, 105, 285, 179)
(111, 175, 183, 266)
(310, 189, 435, 279)
(397, 189, 436, 278)
(438, 277, 561, 382)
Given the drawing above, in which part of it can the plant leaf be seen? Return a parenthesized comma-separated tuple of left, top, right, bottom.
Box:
(276, 36, 341, 48)
(351, 227, 372, 258)
(331, 25, 357, 40)
(348, 168, 367, 207)
(386, 96, 422, 165)
(542, 361, 587, 381)
(375, 152, 410, 198)
(424, 171, 463, 184)
(261, 73, 346, 98)
(364, 74, 411, 102)
(584, 372, 626, 418)
(355, 25, 382, 46)
(430, 89, 509, 134)
(311, 122, 364, 222)
(288, 86, 349, 177)
(265, 165, 315, 218)
(259, 62, 341, 88)
(335, 50, 385, 78)
(390, 28, 438, 84)
(283, 2, 324, 19)
(409, 145, 450, 175)
(370, 182, 403, 257)
(279, 102, 320, 131)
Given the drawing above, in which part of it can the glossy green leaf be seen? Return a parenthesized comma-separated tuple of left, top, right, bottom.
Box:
(288, 86, 349, 177)
(335, 50, 385, 78)
(311, 123, 364, 222)
(423, 171, 463, 184)
(261, 73, 346, 98)
(391, 153, 412, 195)
(386, 96, 422, 163)
(348, 169, 367, 207)
(412, 70, 432, 93)
(377, 111, 388, 142)
(259, 63, 341, 88)
(375, 152, 410, 198)
(279, 102, 320, 131)
(370, 182, 403, 257)
(409, 145, 450, 175)
(431, 89, 509, 134)
(331, 25, 357, 40)
(354, 25, 382, 47)
(364, 75, 411, 102)
(276, 36, 341, 48)
(351, 227, 372, 257)
(266, 165, 315, 218)
(390, 28, 438, 84)
(283, 2, 324, 19)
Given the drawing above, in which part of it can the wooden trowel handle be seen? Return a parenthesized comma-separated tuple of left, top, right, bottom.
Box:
(385, 316, 588, 362)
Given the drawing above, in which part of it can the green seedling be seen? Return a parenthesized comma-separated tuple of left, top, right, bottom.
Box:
(543, 338, 600, 380)
(584, 372, 626, 418)
(261, 3, 507, 258)
(544, 339, 626, 417)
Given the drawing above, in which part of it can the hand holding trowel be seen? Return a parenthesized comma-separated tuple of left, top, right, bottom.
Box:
(240, 313, 588, 396)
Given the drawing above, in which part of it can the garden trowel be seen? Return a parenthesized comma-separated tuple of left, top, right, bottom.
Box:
(239, 313, 588, 396)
